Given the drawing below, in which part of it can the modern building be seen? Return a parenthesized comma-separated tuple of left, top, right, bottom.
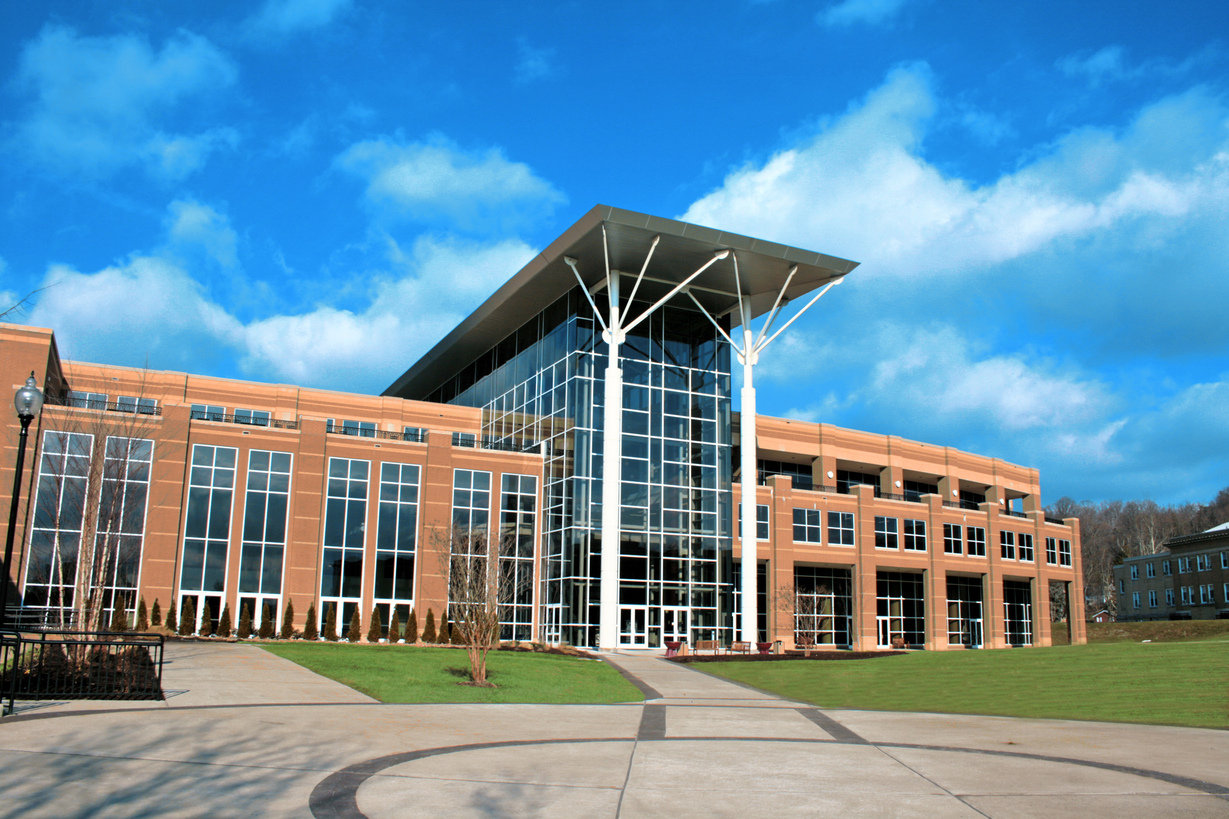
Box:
(1, 206, 1086, 650)
(1114, 523, 1229, 620)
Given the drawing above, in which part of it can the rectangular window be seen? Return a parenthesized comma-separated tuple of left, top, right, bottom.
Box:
(190, 403, 226, 421)
(966, 526, 986, 557)
(234, 408, 271, 426)
(320, 457, 369, 636)
(828, 511, 855, 546)
(903, 519, 926, 551)
(373, 462, 420, 635)
(1148, 589, 1157, 608)
(68, 391, 107, 410)
(1045, 537, 1058, 565)
(498, 473, 537, 641)
(1017, 533, 1033, 562)
(24, 432, 94, 616)
(1162, 559, 1171, 575)
(1222, 552, 1228, 569)
(736, 503, 770, 540)
(1146, 562, 1155, 578)
(1201, 584, 1213, 604)
(1059, 539, 1072, 566)
(874, 516, 898, 549)
(1132, 591, 1140, 609)
(180, 445, 237, 595)
(1166, 588, 1174, 605)
(1130, 564, 1139, 579)
(328, 419, 376, 437)
(1003, 580, 1033, 646)
(402, 426, 427, 442)
(237, 450, 291, 597)
(944, 523, 962, 554)
(1000, 530, 1015, 560)
(795, 566, 853, 648)
(1180, 586, 1188, 604)
(116, 395, 158, 414)
(793, 508, 822, 544)
(1224, 583, 1229, 604)
(93, 436, 154, 623)
(876, 571, 925, 647)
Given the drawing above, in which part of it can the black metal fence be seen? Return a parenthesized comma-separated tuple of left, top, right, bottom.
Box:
(1, 629, 165, 712)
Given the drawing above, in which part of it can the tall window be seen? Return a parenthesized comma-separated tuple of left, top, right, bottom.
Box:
(874, 516, 898, 549)
(903, 519, 926, 551)
(24, 432, 94, 618)
(1003, 581, 1032, 646)
(237, 450, 291, 628)
(966, 526, 986, 557)
(944, 523, 962, 554)
(1017, 533, 1034, 562)
(93, 437, 153, 623)
(876, 572, 925, 647)
(793, 508, 822, 544)
(180, 445, 237, 632)
(499, 473, 537, 641)
(1148, 589, 1157, 608)
(1000, 530, 1016, 560)
(1146, 562, 1155, 578)
(321, 458, 369, 636)
(828, 511, 855, 546)
(1059, 539, 1072, 567)
(373, 462, 420, 635)
(1045, 537, 1058, 565)
(794, 567, 852, 647)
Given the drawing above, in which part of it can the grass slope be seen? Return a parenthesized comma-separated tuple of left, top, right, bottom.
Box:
(261, 643, 643, 704)
(703, 641, 1229, 729)
(1053, 618, 1229, 644)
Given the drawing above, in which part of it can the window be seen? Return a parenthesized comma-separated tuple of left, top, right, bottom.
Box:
(1195, 555, 1209, 571)
(966, 526, 986, 557)
(320, 458, 370, 637)
(1165, 588, 1174, 605)
(903, 519, 926, 551)
(234, 408, 271, 426)
(1119, 579, 1125, 595)
(1131, 591, 1140, 609)
(795, 567, 853, 647)
(1224, 583, 1229, 604)
(902, 479, 937, 502)
(1148, 590, 1157, 608)
(1059, 539, 1072, 567)
(1222, 552, 1228, 569)
(943, 523, 962, 555)
(1146, 562, 1155, 578)
(373, 462, 420, 636)
(190, 403, 225, 421)
(1201, 584, 1214, 604)
(874, 516, 898, 549)
(876, 571, 925, 647)
(1017, 533, 1033, 562)
(451, 431, 477, 447)
(498, 473, 537, 641)
(68, 390, 107, 410)
(179, 445, 237, 632)
(402, 426, 427, 442)
(1000, 530, 1015, 560)
(1045, 537, 1058, 565)
(1178, 557, 1190, 573)
(1180, 586, 1188, 604)
(1003, 580, 1033, 646)
(1130, 564, 1139, 580)
(736, 504, 770, 540)
(1162, 559, 1171, 575)
(116, 395, 158, 414)
(237, 450, 292, 629)
(793, 508, 822, 544)
(828, 511, 855, 546)
(328, 419, 376, 437)
(836, 469, 879, 495)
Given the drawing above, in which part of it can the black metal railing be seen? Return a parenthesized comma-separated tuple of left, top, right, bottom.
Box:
(58, 398, 164, 416)
(375, 428, 428, 442)
(0, 629, 165, 709)
(1044, 514, 1067, 524)
(189, 412, 298, 430)
(1004, 509, 1029, 518)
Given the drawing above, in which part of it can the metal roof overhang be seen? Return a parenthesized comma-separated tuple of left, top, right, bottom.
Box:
(383, 205, 859, 399)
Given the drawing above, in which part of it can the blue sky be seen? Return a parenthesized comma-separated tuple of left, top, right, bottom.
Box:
(2, 0, 1227, 507)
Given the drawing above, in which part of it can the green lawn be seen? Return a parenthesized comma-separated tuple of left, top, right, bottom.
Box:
(702, 641, 1229, 729)
(1053, 618, 1229, 644)
(260, 643, 643, 704)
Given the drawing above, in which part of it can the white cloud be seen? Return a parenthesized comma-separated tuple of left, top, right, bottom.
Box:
(13, 26, 238, 180)
(515, 39, 557, 84)
(817, 0, 909, 28)
(335, 135, 566, 233)
(164, 200, 239, 269)
(244, 0, 351, 39)
(1057, 46, 1128, 87)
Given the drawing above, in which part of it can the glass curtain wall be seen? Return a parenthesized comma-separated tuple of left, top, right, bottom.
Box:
(426, 283, 734, 648)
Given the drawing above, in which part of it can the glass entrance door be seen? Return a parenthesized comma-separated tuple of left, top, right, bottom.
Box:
(542, 604, 562, 644)
(662, 607, 689, 644)
(619, 605, 648, 647)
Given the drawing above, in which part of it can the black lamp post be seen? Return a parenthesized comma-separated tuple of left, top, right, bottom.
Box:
(2, 372, 44, 630)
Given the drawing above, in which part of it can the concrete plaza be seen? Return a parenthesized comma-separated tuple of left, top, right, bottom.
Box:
(0, 642, 1225, 817)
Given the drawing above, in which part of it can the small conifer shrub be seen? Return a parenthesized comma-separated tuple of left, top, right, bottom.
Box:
(422, 608, 436, 643)
(178, 598, 195, 636)
(238, 603, 254, 639)
(323, 603, 338, 641)
(405, 608, 418, 643)
(136, 597, 149, 631)
(200, 602, 214, 637)
(303, 603, 318, 640)
(259, 603, 275, 639)
(439, 613, 452, 645)
(165, 599, 177, 633)
(281, 599, 296, 639)
(347, 608, 362, 642)
(367, 606, 383, 643)
(387, 609, 401, 643)
(110, 606, 129, 632)
(151, 598, 162, 627)
(217, 603, 233, 638)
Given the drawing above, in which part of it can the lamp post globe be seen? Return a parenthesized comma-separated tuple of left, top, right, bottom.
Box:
(3, 371, 44, 631)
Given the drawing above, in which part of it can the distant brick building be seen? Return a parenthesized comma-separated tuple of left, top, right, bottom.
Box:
(1114, 524, 1229, 620)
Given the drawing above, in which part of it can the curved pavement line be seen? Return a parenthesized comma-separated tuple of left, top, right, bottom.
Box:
(307, 734, 1229, 819)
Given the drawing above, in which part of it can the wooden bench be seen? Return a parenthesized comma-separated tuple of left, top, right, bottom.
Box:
(729, 641, 752, 655)
(694, 639, 721, 655)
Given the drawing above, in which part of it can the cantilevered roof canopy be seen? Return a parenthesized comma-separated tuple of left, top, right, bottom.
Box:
(383, 205, 858, 399)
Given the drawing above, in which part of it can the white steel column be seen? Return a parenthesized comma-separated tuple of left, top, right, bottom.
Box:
(738, 297, 759, 644)
(598, 271, 623, 651)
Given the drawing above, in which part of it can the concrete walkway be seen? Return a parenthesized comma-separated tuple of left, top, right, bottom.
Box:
(0, 642, 1225, 817)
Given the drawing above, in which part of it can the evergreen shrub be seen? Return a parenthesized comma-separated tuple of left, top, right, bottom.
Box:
(200, 602, 214, 637)
(259, 603, 275, 639)
(367, 606, 383, 643)
(151, 598, 162, 627)
(136, 597, 149, 631)
(422, 608, 436, 643)
(165, 599, 177, 633)
(387, 609, 401, 643)
(238, 603, 254, 639)
(347, 608, 362, 642)
(218, 603, 232, 638)
(323, 603, 338, 641)
(281, 599, 296, 639)
(178, 598, 195, 636)
(303, 603, 318, 640)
